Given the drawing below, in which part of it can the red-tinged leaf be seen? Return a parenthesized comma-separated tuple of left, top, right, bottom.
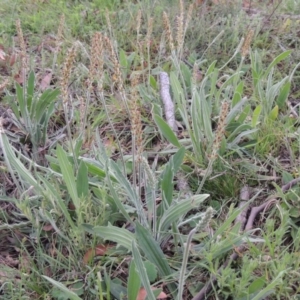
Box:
(39, 72, 52, 91)
(14, 72, 24, 85)
(136, 287, 168, 300)
(136, 287, 147, 300)
(83, 244, 111, 264)
(42, 224, 54, 231)
(156, 291, 167, 299)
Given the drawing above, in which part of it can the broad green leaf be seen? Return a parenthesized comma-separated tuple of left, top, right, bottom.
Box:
(39, 175, 76, 230)
(74, 138, 83, 158)
(119, 49, 128, 69)
(251, 271, 286, 300)
(232, 81, 244, 107)
(161, 163, 174, 206)
(85, 223, 136, 251)
(106, 163, 133, 224)
(252, 104, 262, 128)
(109, 160, 138, 205)
(200, 94, 213, 142)
(150, 75, 157, 90)
(132, 241, 156, 300)
(106, 276, 127, 299)
(276, 81, 290, 109)
(236, 104, 250, 124)
(170, 72, 184, 105)
(135, 222, 177, 295)
(268, 105, 278, 121)
(56, 145, 79, 209)
(108, 160, 147, 225)
(154, 115, 181, 147)
(0, 132, 38, 189)
(170, 147, 185, 173)
(205, 60, 217, 77)
(42, 276, 82, 300)
(160, 147, 185, 207)
(227, 124, 252, 143)
(85, 162, 107, 181)
(213, 190, 260, 238)
(229, 128, 257, 146)
(26, 71, 35, 111)
(144, 260, 158, 283)
(127, 260, 141, 300)
(180, 62, 192, 87)
(16, 83, 26, 121)
(248, 277, 266, 294)
(263, 50, 292, 78)
(34, 89, 60, 123)
(77, 161, 88, 197)
(158, 194, 209, 235)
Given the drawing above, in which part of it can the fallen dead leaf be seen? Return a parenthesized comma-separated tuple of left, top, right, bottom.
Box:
(9, 53, 17, 66)
(68, 202, 76, 211)
(42, 224, 54, 231)
(39, 72, 52, 91)
(83, 244, 112, 264)
(136, 287, 168, 300)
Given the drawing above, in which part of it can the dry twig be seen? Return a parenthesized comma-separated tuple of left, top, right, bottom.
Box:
(192, 177, 300, 300)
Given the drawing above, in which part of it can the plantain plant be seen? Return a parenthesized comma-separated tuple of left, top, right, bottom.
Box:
(6, 71, 60, 163)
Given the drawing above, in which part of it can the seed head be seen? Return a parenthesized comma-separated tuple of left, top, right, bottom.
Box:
(146, 17, 153, 49)
(104, 36, 124, 93)
(89, 32, 104, 91)
(61, 44, 77, 105)
(136, 10, 142, 40)
(176, 0, 185, 51)
(163, 12, 175, 52)
(210, 101, 229, 161)
(15, 19, 27, 70)
(241, 29, 254, 58)
(56, 14, 65, 53)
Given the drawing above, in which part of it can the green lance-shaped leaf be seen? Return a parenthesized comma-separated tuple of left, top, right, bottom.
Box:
(154, 114, 181, 147)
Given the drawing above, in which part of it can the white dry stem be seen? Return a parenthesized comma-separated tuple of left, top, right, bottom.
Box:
(159, 72, 177, 131)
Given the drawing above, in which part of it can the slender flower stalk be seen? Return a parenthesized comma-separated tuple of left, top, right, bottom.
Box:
(178, 207, 214, 300)
(61, 44, 78, 169)
(52, 14, 65, 72)
(136, 9, 142, 44)
(146, 17, 153, 85)
(16, 19, 27, 88)
(130, 75, 142, 189)
(105, 8, 113, 38)
(196, 101, 229, 194)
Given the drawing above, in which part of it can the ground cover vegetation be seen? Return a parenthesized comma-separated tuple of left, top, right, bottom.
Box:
(1, 0, 300, 299)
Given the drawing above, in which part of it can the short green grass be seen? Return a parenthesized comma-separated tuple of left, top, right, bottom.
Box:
(1, 0, 300, 299)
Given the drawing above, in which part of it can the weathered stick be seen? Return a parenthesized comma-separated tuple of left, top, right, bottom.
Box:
(159, 72, 177, 131)
(235, 185, 250, 231)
